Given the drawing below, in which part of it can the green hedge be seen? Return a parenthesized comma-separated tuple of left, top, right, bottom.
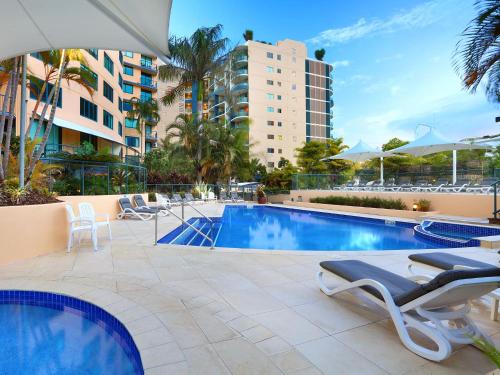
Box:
(310, 195, 408, 210)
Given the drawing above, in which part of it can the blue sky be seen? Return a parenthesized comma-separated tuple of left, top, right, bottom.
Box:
(170, 0, 499, 147)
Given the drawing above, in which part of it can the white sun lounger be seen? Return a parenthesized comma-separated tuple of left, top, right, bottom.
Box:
(117, 197, 155, 221)
(317, 259, 500, 361)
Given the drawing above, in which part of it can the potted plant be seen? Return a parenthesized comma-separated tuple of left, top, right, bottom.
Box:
(256, 184, 267, 204)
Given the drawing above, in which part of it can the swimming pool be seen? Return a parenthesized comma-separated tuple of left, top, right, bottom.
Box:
(0, 290, 143, 374)
(160, 205, 448, 251)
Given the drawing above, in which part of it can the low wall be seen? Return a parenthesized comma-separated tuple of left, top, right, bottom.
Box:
(284, 201, 438, 220)
(266, 194, 291, 204)
(0, 193, 147, 266)
(290, 190, 497, 219)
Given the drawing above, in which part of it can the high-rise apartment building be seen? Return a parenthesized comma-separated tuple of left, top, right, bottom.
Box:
(1, 49, 158, 161)
(208, 39, 333, 168)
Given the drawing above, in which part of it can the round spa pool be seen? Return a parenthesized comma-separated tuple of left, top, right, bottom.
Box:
(0, 290, 143, 374)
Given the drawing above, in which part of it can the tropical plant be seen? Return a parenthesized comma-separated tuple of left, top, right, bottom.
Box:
(454, 0, 500, 102)
(158, 25, 230, 119)
(296, 141, 328, 174)
(256, 184, 266, 198)
(126, 97, 160, 155)
(26, 49, 95, 185)
(311, 195, 408, 210)
(314, 48, 326, 61)
(473, 336, 500, 369)
(243, 29, 254, 41)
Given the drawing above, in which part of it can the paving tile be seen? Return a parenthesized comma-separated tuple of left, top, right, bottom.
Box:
(256, 336, 291, 355)
(183, 344, 231, 375)
(221, 288, 285, 315)
(241, 325, 275, 343)
(264, 281, 321, 307)
(144, 361, 189, 375)
(271, 350, 313, 373)
(190, 308, 240, 343)
(156, 310, 208, 349)
(140, 342, 185, 369)
(134, 327, 175, 350)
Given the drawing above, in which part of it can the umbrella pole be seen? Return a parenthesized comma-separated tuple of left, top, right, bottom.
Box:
(452, 150, 457, 184)
(380, 157, 384, 184)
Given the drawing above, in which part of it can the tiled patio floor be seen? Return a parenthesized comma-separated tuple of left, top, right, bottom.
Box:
(1, 203, 499, 374)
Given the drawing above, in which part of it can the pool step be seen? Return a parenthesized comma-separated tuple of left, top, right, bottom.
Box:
(159, 217, 221, 247)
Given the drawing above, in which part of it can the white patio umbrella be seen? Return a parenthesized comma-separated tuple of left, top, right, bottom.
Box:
(1, 0, 173, 187)
(389, 128, 491, 184)
(322, 140, 393, 183)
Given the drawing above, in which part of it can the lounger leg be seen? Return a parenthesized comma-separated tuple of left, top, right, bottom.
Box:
(67, 232, 73, 253)
(491, 297, 499, 321)
(108, 223, 112, 240)
(92, 227, 98, 251)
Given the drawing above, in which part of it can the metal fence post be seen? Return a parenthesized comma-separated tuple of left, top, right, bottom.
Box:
(181, 201, 185, 221)
(154, 210, 158, 245)
(107, 165, 110, 195)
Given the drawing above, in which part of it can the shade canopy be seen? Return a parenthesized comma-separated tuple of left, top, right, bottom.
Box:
(0, 0, 172, 63)
(389, 128, 490, 156)
(322, 140, 392, 162)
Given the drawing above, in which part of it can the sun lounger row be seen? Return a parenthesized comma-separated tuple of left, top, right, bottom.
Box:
(318, 251, 500, 361)
(118, 195, 170, 221)
(333, 177, 499, 193)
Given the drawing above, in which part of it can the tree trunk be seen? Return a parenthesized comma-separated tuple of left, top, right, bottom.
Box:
(0, 70, 14, 181)
(26, 50, 66, 185)
(1, 57, 20, 177)
(32, 86, 56, 141)
(25, 79, 49, 138)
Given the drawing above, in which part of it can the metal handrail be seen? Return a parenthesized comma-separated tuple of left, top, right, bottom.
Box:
(183, 201, 215, 242)
(154, 203, 214, 249)
(492, 180, 500, 219)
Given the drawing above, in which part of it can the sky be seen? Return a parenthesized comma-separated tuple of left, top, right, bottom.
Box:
(169, 0, 499, 148)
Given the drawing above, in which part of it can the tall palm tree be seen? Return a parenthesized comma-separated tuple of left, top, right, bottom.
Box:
(454, 0, 500, 102)
(158, 24, 230, 120)
(126, 98, 160, 156)
(26, 49, 95, 185)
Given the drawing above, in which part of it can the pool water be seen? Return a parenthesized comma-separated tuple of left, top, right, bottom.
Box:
(214, 206, 442, 251)
(0, 303, 138, 374)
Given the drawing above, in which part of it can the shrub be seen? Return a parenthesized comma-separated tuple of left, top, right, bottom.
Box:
(416, 199, 432, 212)
(148, 192, 156, 202)
(310, 195, 408, 210)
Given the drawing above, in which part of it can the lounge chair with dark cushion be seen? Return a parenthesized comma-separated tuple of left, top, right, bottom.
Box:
(466, 177, 499, 194)
(317, 259, 500, 361)
(133, 194, 169, 216)
(418, 178, 449, 192)
(184, 193, 203, 205)
(171, 193, 184, 205)
(230, 192, 244, 202)
(219, 192, 232, 202)
(117, 197, 155, 220)
(408, 252, 500, 320)
(440, 178, 471, 193)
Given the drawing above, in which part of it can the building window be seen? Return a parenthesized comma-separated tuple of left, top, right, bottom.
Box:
(118, 97, 122, 112)
(125, 136, 139, 147)
(124, 51, 134, 58)
(141, 73, 153, 87)
(267, 148, 275, 153)
(277, 95, 282, 100)
(104, 52, 114, 75)
(277, 68, 282, 74)
(277, 54, 281, 60)
(292, 57, 296, 63)
(268, 162, 275, 168)
(267, 120, 274, 126)
(278, 121, 282, 127)
(119, 51, 123, 65)
(30, 52, 43, 60)
(123, 100, 132, 112)
(267, 107, 274, 112)
(123, 65, 134, 75)
(118, 73, 123, 89)
(118, 121, 123, 136)
(86, 49, 98, 60)
(277, 82, 282, 87)
(103, 110, 113, 129)
(278, 135, 283, 140)
(266, 66, 274, 73)
(140, 55, 153, 68)
(80, 64, 98, 90)
(122, 83, 133, 94)
(80, 97, 97, 121)
(277, 108, 282, 113)
(103, 81, 113, 103)
(267, 134, 274, 140)
(140, 90, 152, 102)
(125, 118, 137, 128)
(266, 80, 274, 86)
(278, 149, 282, 154)
(145, 142, 152, 153)
(266, 93, 274, 100)
(30, 81, 62, 108)
(292, 84, 296, 90)
(266, 52, 273, 58)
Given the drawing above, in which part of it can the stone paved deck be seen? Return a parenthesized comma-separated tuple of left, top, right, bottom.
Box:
(1, 203, 499, 374)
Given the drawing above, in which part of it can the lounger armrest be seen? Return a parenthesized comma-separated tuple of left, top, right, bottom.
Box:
(95, 213, 110, 222)
(70, 218, 94, 226)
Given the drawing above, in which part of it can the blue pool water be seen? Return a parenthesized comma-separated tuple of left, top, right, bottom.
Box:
(161, 205, 446, 251)
(0, 291, 142, 375)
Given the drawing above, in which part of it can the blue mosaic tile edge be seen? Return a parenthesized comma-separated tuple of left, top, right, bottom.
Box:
(0, 290, 144, 375)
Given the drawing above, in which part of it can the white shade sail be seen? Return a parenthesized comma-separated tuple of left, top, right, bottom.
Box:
(389, 128, 490, 156)
(322, 140, 392, 162)
(0, 0, 172, 63)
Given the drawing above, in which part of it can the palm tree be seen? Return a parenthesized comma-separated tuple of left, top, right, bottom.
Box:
(126, 98, 160, 156)
(454, 0, 500, 102)
(26, 49, 95, 185)
(158, 24, 230, 120)
(164, 114, 209, 181)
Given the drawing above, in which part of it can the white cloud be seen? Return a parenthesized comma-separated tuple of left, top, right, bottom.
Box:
(308, 0, 452, 46)
(332, 60, 350, 68)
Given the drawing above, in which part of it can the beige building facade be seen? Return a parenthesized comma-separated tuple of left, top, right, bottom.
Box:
(208, 39, 333, 169)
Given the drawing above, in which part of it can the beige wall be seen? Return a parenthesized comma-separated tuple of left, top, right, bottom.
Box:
(247, 40, 307, 167)
(156, 78, 184, 144)
(290, 190, 498, 219)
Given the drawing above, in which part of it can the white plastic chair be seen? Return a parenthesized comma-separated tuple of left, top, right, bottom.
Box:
(78, 202, 112, 242)
(65, 204, 97, 252)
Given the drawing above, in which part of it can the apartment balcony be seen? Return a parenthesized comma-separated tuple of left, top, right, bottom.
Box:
(208, 101, 225, 111)
(123, 59, 158, 74)
(233, 68, 248, 82)
(123, 77, 157, 92)
(234, 55, 248, 66)
(235, 96, 248, 106)
(231, 82, 248, 95)
(145, 131, 158, 142)
(231, 110, 249, 122)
